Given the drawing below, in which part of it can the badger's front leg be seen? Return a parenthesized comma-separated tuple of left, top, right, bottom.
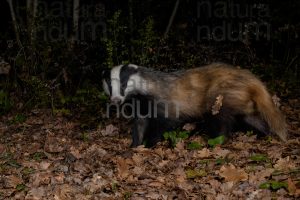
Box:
(131, 118, 149, 147)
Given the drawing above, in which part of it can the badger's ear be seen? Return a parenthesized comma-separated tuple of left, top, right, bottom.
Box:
(101, 68, 110, 79)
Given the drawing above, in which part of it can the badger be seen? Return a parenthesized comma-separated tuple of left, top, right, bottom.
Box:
(102, 63, 287, 147)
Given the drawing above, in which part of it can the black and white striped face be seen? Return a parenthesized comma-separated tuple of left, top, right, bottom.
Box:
(102, 64, 140, 104)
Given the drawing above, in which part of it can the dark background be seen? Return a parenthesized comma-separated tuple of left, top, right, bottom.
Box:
(0, 0, 299, 117)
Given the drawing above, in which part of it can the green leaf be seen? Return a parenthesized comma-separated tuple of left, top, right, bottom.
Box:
(178, 131, 189, 139)
(22, 167, 35, 175)
(6, 160, 22, 168)
(32, 152, 47, 161)
(81, 132, 90, 142)
(215, 158, 226, 165)
(259, 181, 288, 190)
(249, 154, 269, 162)
(208, 135, 225, 147)
(16, 184, 26, 191)
(187, 141, 202, 150)
(185, 169, 207, 179)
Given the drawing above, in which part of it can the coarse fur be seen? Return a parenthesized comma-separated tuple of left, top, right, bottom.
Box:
(102, 63, 288, 147)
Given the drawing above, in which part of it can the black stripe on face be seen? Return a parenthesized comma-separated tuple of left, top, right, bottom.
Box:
(120, 64, 138, 96)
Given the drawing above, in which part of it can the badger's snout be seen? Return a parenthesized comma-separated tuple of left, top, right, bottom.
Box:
(110, 96, 123, 104)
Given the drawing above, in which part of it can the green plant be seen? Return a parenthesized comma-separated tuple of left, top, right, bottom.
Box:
(10, 114, 26, 124)
(23, 77, 51, 109)
(207, 135, 225, 148)
(187, 141, 203, 150)
(103, 10, 128, 67)
(133, 17, 159, 66)
(249, 154, 269, 162)
(259, 181, 288, 190)
(185, 168, 207, 179)
(163, 130, 189, 148)
(32, 152, 47, 161)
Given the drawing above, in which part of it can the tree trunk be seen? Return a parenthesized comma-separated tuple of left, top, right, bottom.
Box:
(71, 0, 80, 46)
(7, 0, 22, 47)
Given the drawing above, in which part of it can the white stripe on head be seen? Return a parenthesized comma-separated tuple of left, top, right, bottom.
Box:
(102, 79, 110, 96)
(111, 65, 124, 101)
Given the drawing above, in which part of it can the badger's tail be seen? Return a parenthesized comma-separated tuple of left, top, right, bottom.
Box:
(252, 84, 287, 142)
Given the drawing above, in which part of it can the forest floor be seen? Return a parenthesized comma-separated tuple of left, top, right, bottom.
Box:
(0, 99, 300, 200)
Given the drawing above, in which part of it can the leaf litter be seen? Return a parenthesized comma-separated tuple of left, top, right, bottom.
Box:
(0, 99, 299, 199)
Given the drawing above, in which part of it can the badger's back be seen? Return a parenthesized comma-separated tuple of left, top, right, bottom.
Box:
(169, 63, 287, 141)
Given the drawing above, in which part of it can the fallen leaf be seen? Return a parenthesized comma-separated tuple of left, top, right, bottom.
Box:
(30, 172, 52, 187)
(132, 153, 144, 166)
(69, 146, 82, 159)
(212, 95, 223, 115)
(217, 164, 248, 183)
(274, 156, 296, 171)
(25, 187, 47, 200)
(39, 161, 51, 170)
(44, 136, 66, 153)
(197, 148, 212, 158)
(83, 173, 108, 193)
(100, 124, 119, 136)
(182, 123, 197, 131)
(212, 146, 230, 158)
(116, 157, 130, 179)
(1, 175, 23, 189)
(288, 178, 297, 194)
(185, 169, 207, 179)
(272, 95, 281, 107)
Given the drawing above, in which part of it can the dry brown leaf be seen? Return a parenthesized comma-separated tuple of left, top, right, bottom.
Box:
(1, 175, 23, 188)
(116, 157, 130, 179)
(39, 161, 52, 170)
(69, 146, 82, 159)
(288, 178, 297, 194)
(132, 153, 144, 166)
(175, 140, 185, 151)
(44, 136, 66, 153)
(173, 167, 186, 183)
(208, 179, 221, 190)
(212, 95, 224, 115)
(51, 173, 65, 185)
(220, 181, 234, 193)
(212, 146, 230, 158)
(100, 124, 119, 137)
(83, 173, 108, 193)
(53, 184, 77, 199)
(274, 156, 296, 171)
(182, 123, 197, 131)
(158, 160, 169, 168)
(217, 164, 248, 183)
(30, 172, 52, 187)
(232, 142, 252, 150)
(197, 148, 212, 158)
(272, 95, 281, 107)
(249, 168, 274, 185)
(25, 187, 47, 200)
(132, 166, 144, 175)
(148, 181, 163, 187)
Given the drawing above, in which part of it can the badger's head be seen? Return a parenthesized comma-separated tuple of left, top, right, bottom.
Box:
(102, 64, 141, 104)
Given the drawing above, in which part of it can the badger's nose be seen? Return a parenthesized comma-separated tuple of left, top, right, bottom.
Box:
(111, 97, 122, 104)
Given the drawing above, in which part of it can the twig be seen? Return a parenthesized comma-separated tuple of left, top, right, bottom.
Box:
(272, 168, 300, 176)
(164, 0, 180, 38)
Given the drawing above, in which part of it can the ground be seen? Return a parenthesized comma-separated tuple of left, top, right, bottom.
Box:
(0, 99, 300, 200)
